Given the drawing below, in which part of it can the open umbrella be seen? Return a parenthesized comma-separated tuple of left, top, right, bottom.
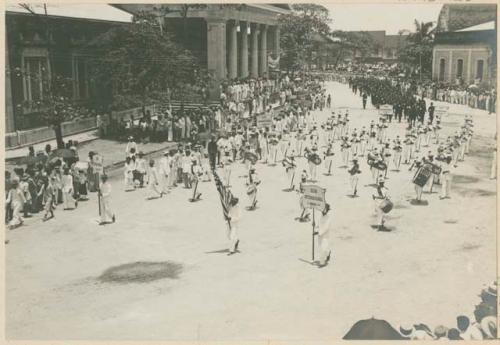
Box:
(53, 148, 76, 159)
(19, 154, 46, 166)
(343, 317, 407, 340)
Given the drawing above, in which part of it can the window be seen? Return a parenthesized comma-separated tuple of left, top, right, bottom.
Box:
(73, 56, 89, 99)
(23, 56, 48, 101)
(456, 59, 463, 78)
(439, 58, 446, 81)
(476, 59, 484, 80)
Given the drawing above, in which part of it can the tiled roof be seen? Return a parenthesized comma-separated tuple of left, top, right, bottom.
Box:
(6, 3, 133, 23)
(437, 4, 497, 32)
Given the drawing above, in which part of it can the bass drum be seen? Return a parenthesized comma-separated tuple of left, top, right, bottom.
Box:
(379, 198, 393, 214)
(412, 166, 432, 187)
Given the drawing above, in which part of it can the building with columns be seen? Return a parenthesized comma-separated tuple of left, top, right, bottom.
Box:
(114, 4, 290, 98)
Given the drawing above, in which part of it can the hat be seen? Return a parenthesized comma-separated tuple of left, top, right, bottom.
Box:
(163, 151, 169, 155)
(399, 324, 414, 337)
(480, 316, 497, 339)
(434, 325, 448, 338)
(128, 136, 134, 140)
(138, 151, 144, 157)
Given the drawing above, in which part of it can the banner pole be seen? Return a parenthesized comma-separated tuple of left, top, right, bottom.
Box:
(312, 208, 315, 261)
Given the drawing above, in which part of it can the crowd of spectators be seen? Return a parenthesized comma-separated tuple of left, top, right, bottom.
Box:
(396, 281, 497, 340)
(4, 142, 99, 230)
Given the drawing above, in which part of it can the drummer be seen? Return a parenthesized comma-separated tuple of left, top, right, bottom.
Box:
(308, 145, 320, 182)
(409, 155, 424, 203)
(372, 177, 389, 230)
(367, 148, 381, 183)
(340, 136, 351, 167)
(392, 137, 403, 171)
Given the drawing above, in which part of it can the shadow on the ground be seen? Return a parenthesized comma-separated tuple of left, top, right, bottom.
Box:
(98, 261, 183, 284)
(205, 248, 230, 254)
(454, 175, 480, 184)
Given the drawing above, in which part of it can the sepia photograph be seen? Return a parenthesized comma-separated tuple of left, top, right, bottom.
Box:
(3, 0, 498, 341)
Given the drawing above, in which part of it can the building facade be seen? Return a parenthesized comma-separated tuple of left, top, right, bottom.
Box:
(432, 3, 496, 85)
(432, 27, 496, 85)
(114, 4, 289, 98)
(5, 6, 132, 134)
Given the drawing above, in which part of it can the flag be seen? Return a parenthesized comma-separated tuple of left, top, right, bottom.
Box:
(213, 170, 233, 224)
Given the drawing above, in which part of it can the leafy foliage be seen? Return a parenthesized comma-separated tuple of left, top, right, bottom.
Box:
(331, 31, 375, 66)
(87, 11, 205, 110)
(397, 20, 435, 78)
(278, 4, 332, 72)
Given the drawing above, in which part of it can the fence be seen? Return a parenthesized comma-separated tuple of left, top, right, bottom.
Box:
(6, 117, 97, 149)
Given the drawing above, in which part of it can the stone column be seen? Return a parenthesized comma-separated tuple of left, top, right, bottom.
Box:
(240, 21, 249, 78)
(206, 18, 227, 100)
(274, 26, 280, 57)
(250, 23, 259, 78)
(466, 49, 472, 84)
(228, 20, 238, 80)
(259, 24, 268, 76)
(448, 50, 453, 83)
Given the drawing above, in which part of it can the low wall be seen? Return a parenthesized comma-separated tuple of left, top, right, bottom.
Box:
(110, 105, 157, 121)
(6, 117, 97, 149)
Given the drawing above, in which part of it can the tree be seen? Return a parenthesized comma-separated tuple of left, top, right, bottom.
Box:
(397, 20, 435, 80)
(88, 11, 203, 112)
(278, 4, 332, 73)
(331, 31, 375, 68)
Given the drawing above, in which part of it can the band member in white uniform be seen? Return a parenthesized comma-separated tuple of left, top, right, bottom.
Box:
(246, 167, 260, 210)
(348, 156, 361, 196)
(222, 145, 232, 187)
(308, 146, 319, 182)
(440, 156, 454, 200)
(323, 143, 335, 175)
(190, 159, 203, 201)
(297, 172, 310, 222)
(392, 137, 402, 171)
(315, 203, 333, 268)
(283, 154, 296, 190)
(372, 178, 389, 230)
(409, 156, 424, 202)
(340, 136, 350, 167)
(227, 197, 241, 255)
